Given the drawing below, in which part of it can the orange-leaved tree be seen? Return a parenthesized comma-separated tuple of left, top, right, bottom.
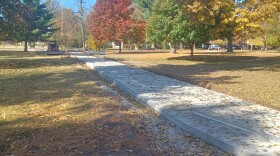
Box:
(88, 0, 145, 53)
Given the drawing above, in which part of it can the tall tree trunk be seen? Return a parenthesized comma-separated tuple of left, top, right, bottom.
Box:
(24, 40, 28, 52)
(190, 42, 194, 59)
(227, 36, 233, 53)
(169, 43, 176, 53)
(129, 44, 133, 51)
(118, 42, 122, 53)
(263, 35, 267, 51)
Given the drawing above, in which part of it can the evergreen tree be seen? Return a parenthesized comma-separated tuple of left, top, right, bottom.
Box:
(0, 0, 55, 51)
(21, 0, 56, 51)
(0, 0, 24, 40)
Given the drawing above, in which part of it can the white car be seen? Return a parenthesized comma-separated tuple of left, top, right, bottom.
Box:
(209, 45, 221, 50)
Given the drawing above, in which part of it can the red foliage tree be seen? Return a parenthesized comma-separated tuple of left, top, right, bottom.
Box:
(88, 0, 145, 53)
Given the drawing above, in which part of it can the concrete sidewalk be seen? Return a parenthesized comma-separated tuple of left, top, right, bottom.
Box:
(74, 53, 280, 156)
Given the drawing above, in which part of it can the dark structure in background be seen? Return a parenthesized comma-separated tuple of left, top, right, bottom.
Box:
(47, 41, 59, 51)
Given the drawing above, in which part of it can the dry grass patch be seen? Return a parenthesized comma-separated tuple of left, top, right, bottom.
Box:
(105, 49, 280, 110)
(0, 51, 157, 155)
(0, 51, 225, 155)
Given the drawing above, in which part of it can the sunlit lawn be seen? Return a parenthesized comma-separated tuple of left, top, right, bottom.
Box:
(105, 49, 280, 110)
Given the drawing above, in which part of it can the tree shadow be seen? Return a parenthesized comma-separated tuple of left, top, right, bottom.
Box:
(138, 55, 280, 85)
(167, 54, 277, 62)
(80, 60, 280, 155)
(0, 69, 108, 106)
(2, 52, 279, 155)
(0, 54, 104, 107)
(0, 53, 159, 155)
(107, 50, 169, 55)
(0, 58, 76, 69)
(0, 114, 157, 155)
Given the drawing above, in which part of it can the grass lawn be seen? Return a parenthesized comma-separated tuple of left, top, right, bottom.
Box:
(104, 49, 280, 110)
(0, 51, 224, 155)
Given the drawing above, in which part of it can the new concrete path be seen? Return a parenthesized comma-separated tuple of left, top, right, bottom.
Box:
(73, 53, 280, 156)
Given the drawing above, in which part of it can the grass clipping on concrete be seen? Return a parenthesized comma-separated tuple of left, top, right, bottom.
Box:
(105, 50, 280, 110)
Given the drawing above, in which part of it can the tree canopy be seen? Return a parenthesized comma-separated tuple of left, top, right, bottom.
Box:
(147, 0, 209, 55)
(178, 0, 280, 52)
(131, 0, 154, 21)
(88, 0, 146, 53)
(0, 0, 56, 51)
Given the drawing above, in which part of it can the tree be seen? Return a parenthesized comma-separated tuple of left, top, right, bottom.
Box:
(248, 0, 280, 50)
(131, 0, 154, 21)
(86, 35, 105, 51)
(147, 0, 188, 53)
(54, 7, 82, 48)
(45, 0, 85, 49)
(126, 21, 146, 50)
(131, 0, 155, 49)
(0, 0, 26, 40)
(179, 0, 239, 52)
(147, 0, 209, 55)
(1, 0, 56, 51)
(44, 0, 60, 11)
(179, 0, 280, 52)
(265, 16, 280, 49)
(23, 0, 56, 51)
(88, 0, 145, 53)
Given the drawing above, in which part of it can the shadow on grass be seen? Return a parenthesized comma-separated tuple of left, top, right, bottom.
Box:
(0, 68, 107, 106)
(73, 57, 280, 155)
(0, 114, 155, 155)
(0, 58, 75, 69)
(0, 53, 157, 155)
(107, 50, 169, 55)
(168, 54, 280, 70)
(104, 53, 280, 105)
(136, 54, 280, 85)
(168, 54, 280, 62)
(0, 52, 106, 107)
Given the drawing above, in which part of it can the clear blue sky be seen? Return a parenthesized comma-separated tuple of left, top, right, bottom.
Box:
(62, 0, 96, 12)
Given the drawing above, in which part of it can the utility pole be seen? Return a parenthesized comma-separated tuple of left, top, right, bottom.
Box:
(61, 0, 64, 37)
(61, 0, 64, 50)
(79, 0, 86, 51)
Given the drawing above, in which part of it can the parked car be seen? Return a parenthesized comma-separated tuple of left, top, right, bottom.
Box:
(208, 44, 221, 50)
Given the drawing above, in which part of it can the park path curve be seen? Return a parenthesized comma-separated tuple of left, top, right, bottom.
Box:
(73, 53, 280, 156)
